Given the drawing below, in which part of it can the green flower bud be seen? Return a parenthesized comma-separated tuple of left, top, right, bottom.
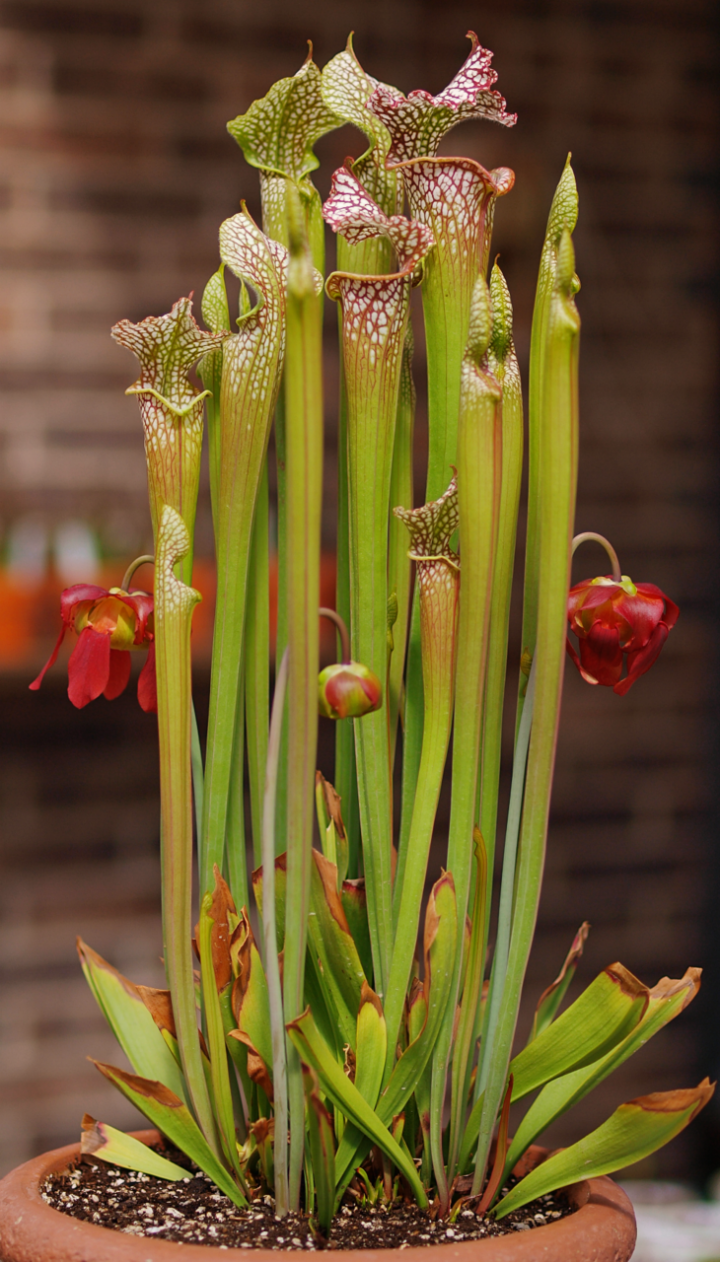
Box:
(317, 661, 382, 720)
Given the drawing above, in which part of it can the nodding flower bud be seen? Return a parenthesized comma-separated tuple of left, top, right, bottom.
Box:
(318, 661, 382, 720)
(566, 574, 678, 696)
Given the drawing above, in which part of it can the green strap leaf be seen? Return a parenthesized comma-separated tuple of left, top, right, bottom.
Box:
(341, 879, 373, 983)
(528, 921, 590, 1042)
(494, 1080, 715, 1219)
(285, 1009, 428, 1208)
(198, 880, 243, 1176)
(503, 968, 702, 1178)
(303, 1065, 336, 1239)
(90, 1061, 246, 1207)
(77, 939, 188, 1105)
(334, 873, 457, 1188)
(509, 962, 649, 1101)
(80, 1115, 187, 1181)
(354, 984, 387, 1111)
(230, 911, 273, 1079)
(307, 850, 367, 1050)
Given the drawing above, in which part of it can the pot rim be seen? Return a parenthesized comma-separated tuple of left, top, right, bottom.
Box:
(0, 1129, 637, 1262)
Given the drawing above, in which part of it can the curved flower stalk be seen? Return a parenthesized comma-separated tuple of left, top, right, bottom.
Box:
(324, 163, 434, 1002)
(201, 209, 287, 905)
(30, 582, 156, 711)
(385, 476, 460, 1056)
(112, 297, 223, 581)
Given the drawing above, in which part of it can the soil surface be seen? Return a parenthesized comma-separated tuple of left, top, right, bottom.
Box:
(42, 1147, 574, 1250)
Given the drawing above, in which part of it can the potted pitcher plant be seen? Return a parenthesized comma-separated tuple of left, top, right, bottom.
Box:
(0, 30, 709, 1262)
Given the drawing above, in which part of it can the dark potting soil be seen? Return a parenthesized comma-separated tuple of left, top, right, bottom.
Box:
(42, 1146, 575, 1250)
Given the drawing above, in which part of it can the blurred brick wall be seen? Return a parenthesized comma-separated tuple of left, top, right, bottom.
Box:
(0, 0, 718, 1179)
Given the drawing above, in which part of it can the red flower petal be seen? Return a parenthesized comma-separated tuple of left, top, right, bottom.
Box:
(67, 627, 111, 708)
(577, 623, 623, 686)
(60, 584, 108, 624)
(137, 642, 157, 713)
(612, 590, 665, 651)
(635, 583, 680, 631)
(104, 649, 132, 700)
(614, 623, 669, 696)
(29, 624, 67, 691)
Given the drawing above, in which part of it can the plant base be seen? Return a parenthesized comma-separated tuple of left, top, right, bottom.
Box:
(0, 1130, 636, 1261)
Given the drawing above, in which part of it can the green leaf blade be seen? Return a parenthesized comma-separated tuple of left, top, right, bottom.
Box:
(495, 1080, 715, 1219)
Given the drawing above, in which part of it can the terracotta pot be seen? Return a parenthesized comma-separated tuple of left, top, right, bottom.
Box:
(0, 1129, 636, 1262)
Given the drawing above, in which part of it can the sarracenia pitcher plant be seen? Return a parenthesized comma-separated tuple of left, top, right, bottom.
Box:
(35, 32, 711, 1235)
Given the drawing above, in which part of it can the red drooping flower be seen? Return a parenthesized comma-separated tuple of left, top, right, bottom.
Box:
(30, 584, 157, 711)
(566, 575, 678, 696)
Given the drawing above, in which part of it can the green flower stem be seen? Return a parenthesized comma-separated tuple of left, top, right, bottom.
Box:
(387, 324, 415, 769)
(447, 830, 487, 1182)
(245, 463, 270, 867)
(154, 506, 218, 1152)
(428, 278, 501, 1211)
(282, 186, 324, 1210)
(262, 648, 290, 1215)
(201, 211, 285, 899)
(191, 702, 204, 849)
(517, 157, 577, 733)
(386, 481, 460, 1057)
(471, 226, 580, 1191)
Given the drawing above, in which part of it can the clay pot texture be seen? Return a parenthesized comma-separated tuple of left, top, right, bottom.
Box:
(0, 1130, 637, 1262)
